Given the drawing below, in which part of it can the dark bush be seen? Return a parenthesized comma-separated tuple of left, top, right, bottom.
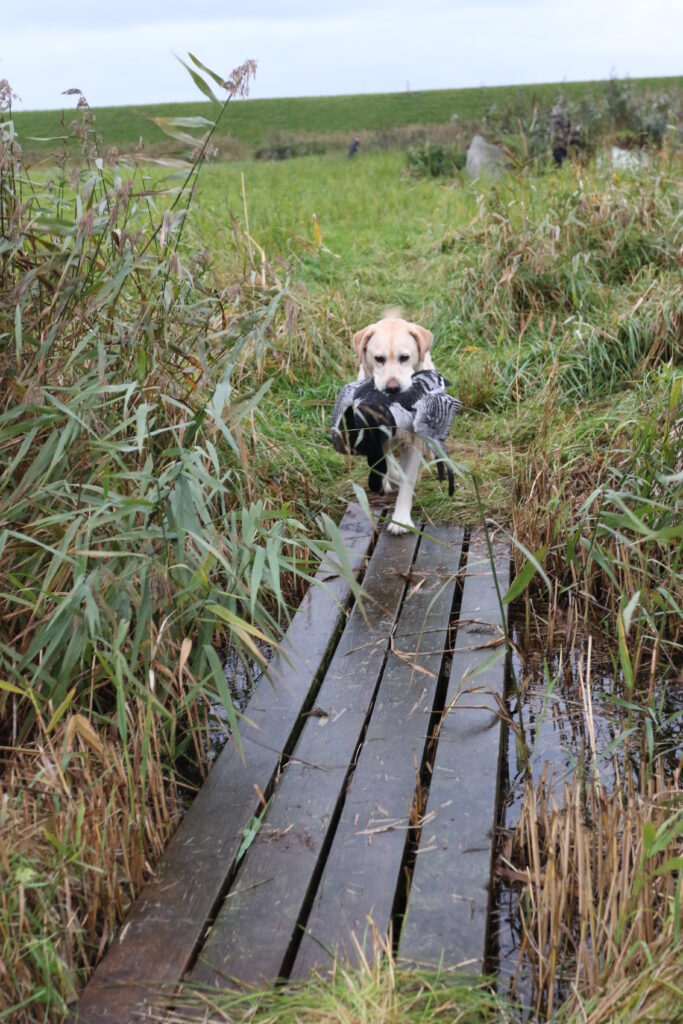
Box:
(405, 141, 466, 178)
(481, 78, 675, 167)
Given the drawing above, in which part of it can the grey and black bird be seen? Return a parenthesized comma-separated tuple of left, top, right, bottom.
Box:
(331, 370, 462, 494)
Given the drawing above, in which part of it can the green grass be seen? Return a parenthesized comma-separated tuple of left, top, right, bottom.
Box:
(188, 145, 682, 532)
(164, 962, 516, 1023)
(13, 74, 683, 156)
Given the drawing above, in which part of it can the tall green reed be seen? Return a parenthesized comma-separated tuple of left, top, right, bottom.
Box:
(0, 59, 350, 761)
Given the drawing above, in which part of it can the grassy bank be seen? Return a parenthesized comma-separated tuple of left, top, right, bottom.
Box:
(12, 74, 683, 157)
(1, 64, 682, 1022)
(191, 146, 681, 546)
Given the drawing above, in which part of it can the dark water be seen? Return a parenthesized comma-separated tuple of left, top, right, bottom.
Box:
(174, 643, 271, 803)
(491, 599, 683, 1005)
(223, 643, 271, 713)
(207, 642, 273, 755)
(503, 602, 682, 804)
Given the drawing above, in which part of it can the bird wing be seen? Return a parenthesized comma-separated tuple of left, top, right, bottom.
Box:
(412, 393, 463, 442)
(331, 381, 365, 452)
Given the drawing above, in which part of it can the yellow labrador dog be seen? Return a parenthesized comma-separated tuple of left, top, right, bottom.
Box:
(352, 316, 435, 534)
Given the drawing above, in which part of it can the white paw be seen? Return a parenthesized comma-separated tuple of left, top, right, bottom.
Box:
(386, 516, 414, 536)
(382, 476, 395, 494)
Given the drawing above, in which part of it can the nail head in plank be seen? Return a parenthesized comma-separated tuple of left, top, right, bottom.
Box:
(400, 531, 509, 971)
(291, 527, 464, 978)
(188, 529, 419, 989)
(75, 504, 374, 1023)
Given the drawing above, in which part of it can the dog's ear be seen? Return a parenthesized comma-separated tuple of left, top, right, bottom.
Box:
(353, 326, 374, 358)
(408, 324, 433, 362)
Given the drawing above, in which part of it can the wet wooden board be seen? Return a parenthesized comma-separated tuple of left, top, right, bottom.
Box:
(290, 527, 464, 978)
(399, 531, 509, 971)
(75, 504, 375, 1024)
(188, 529, 419, 988)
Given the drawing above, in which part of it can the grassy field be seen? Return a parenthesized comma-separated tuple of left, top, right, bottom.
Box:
(12, 74, 683, 156)
(1, 72, 682, 1023)
(189, 144, 682, 529)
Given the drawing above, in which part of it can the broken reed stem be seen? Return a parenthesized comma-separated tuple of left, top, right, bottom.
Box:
(578, 634, 602, 797)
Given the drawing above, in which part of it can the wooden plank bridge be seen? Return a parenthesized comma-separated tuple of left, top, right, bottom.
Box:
(77, 505, 510, 1022)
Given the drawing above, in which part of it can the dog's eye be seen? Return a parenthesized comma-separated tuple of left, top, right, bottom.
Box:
(375, 355, 386, 365)
(399, 354, 410, 363)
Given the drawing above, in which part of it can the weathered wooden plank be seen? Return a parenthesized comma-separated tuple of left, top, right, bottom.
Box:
(291, 527, 464, 978)
(399, 531, 509, 971)
(188, 529, 419, 989)
(75, 504, 375, 1024)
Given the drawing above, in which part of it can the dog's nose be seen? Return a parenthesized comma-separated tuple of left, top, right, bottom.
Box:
(385, 378, 400, 394)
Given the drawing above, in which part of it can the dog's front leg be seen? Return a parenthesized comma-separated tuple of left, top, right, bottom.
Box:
(386, 445, 420, 535)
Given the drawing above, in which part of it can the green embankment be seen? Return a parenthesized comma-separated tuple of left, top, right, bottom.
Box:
(12, 75, 683, 154)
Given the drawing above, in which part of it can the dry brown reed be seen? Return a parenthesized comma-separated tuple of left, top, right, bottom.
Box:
(503, 759, 682, 1019)
(0, 711, 179, 1018)
(572, 939, 682, 1023)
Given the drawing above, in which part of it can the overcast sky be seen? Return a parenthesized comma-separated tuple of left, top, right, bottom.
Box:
(2, 1, 681, 111)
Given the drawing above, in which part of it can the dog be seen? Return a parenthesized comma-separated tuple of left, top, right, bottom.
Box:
(351, 316, 436, 534)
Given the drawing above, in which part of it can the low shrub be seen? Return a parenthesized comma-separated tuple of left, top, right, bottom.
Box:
(405, 140, 466, 177)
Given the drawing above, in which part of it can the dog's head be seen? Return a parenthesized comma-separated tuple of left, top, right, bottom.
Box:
(353, 317, 434, 393)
